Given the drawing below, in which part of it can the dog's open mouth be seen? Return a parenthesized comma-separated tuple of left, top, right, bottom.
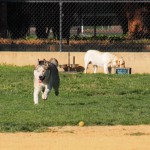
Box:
(39, 80, 42, 83)
(39, 76, 45, 83)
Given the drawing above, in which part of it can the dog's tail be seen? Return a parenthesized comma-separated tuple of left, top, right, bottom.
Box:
(49, 58, 59, 67)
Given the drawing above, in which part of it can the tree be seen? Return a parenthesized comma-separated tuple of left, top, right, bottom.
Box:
(0, 3, 7, 38)
(7, 3, 31, 39)
(124, 3, 150, 39)
(114, 3, 128, 35)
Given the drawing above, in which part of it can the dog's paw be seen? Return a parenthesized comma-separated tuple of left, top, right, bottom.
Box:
(55, 91, 59, 96)
(42, 94, 47, 100)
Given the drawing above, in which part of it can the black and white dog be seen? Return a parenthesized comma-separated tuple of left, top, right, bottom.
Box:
(33, 58, 59, 104)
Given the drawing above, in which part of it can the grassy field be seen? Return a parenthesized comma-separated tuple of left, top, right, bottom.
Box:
(0, 65, 150, 132)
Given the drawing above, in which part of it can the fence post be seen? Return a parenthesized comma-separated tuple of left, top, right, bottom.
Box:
(59, 1, 62, 52)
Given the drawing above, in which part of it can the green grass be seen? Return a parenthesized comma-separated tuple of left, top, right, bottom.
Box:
(0, 65, 150, 132)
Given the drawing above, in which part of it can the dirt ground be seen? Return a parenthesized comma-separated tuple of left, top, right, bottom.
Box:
(0, 125, 150, 150)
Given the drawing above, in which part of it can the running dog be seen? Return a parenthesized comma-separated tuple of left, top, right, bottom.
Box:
(33, 58, 59, 104)
(84, 50, 125, 74)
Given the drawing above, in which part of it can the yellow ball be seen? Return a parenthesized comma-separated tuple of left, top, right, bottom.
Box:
(79, 121, 85, 127)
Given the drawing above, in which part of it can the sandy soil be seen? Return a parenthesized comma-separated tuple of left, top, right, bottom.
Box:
(0, 125, 150, 150)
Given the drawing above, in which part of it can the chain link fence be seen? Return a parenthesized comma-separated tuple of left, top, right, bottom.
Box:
(0, 1, 150, 52)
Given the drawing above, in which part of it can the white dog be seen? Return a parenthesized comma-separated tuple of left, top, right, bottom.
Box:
(84, 50, 124, 74)
(34, 59, 59, 104)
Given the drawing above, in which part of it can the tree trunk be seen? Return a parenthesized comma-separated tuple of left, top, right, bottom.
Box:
(115, 3, 128, 35)
(0, 3, 7, 38)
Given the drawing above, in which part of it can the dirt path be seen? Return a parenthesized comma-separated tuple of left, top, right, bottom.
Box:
(0, 125, 150, 150)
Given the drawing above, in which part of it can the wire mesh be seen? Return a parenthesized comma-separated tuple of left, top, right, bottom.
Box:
(0, 1, 150, 52)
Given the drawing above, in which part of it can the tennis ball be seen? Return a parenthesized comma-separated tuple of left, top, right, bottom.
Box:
(79, 121, 85, 127)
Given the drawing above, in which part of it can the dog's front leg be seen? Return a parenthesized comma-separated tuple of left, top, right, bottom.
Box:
(108, 67, 112, 74)
(104, 65, 109, 74)
(84, 62, 88, 73)
(93, 65, 97, 73)
(34, 88, 40, 104)
(42, 85, 52, 100)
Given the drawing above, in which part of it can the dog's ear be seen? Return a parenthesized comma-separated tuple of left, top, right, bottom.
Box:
(34, 59, 40, 70)
(116, 59, 119, 65)
(119, 57, 125, 67)
(34, 59, 40, 69)
(117, 56, 121, 65)
(119, 57, 124, 63)
(37, 59, 40, 65)
(43, 59, 46, 62)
